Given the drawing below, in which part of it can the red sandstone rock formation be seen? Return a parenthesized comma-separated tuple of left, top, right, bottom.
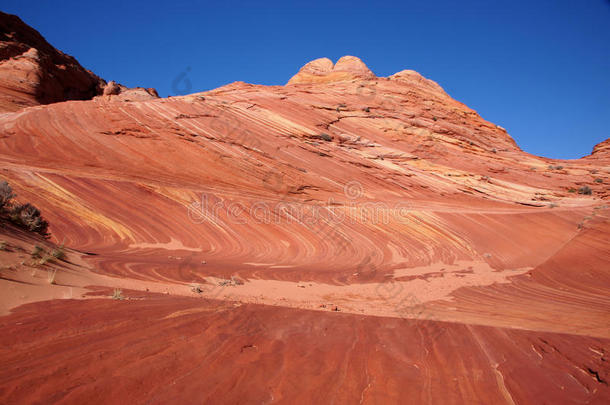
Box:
(287, 55, 376, 84)
(590, 138, 610, 159)
(99, 80, 159, 102)
(0, 17, 609, 405)
(0, 12, 158, 112)
(0, 12, 106, 112)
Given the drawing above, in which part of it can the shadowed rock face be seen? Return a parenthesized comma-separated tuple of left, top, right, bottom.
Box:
(0, 11, 106, 112)
(0, 16, 609, 405)
(0, 12, 158, 112)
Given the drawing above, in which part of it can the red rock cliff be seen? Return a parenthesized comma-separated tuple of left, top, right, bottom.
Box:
(0, 12, 109, 112)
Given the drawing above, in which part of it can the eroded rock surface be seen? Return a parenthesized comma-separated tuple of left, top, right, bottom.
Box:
(0, 12, 106, 112)
(0, 16, 609, 405)
(0, 12, 158, 112)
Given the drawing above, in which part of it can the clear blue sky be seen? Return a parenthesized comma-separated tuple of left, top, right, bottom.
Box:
(3, 0, 609, 159)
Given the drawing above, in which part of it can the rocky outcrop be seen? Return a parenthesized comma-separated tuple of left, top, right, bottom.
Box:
(0, 12, 158, 112)
(389, 69, 446, 94)
(0, 11, 106, 112)
(591, 138, 610, 158)
(287, 55, 376, 84)
(333, 55, 375, 77)
(99, 80, 158, 101)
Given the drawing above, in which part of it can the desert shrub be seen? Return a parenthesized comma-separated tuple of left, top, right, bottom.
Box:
(51, 244, 66, 261)
(594, 178, 603, 183)
(578, 186, 593, 195)
(31, 245, 44, 258)
(0, 181, 15, 210)
(0, 181, 50, 237)
(38, 255, 52, 265)
(0, 241, 6, 251)
(10, 203, 49, 236)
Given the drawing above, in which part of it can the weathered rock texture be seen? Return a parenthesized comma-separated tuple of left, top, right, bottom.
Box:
(0, 12, 158, 112)
(287, 55, 376, 84)
(0, 19, 609, 405)
(98, 80, 158, 102)
(0, 12, 106, 112)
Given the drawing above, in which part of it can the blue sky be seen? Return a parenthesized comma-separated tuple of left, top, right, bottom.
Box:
(3, 0, 609, 159)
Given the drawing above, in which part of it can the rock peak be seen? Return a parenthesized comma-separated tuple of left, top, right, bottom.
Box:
(0, 11, 106, 112)
(389, 69, 446, 93)
(298, 57, 334, 76)
(287, 55, 375, 85)
(333, 56, 373, 76)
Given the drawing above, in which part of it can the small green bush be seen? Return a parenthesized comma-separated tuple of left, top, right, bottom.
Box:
(578, 186, 593, 195)
(31, 245, 44, 258)
(51, 245, 66, 261)
(0, 181, 15, 210)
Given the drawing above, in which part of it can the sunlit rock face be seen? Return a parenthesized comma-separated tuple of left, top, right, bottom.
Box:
(287, 55, 376, 84)
(0, 16, 609, 405)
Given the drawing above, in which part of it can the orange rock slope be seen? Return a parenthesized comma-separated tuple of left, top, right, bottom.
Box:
(0, 20, 609, 404)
